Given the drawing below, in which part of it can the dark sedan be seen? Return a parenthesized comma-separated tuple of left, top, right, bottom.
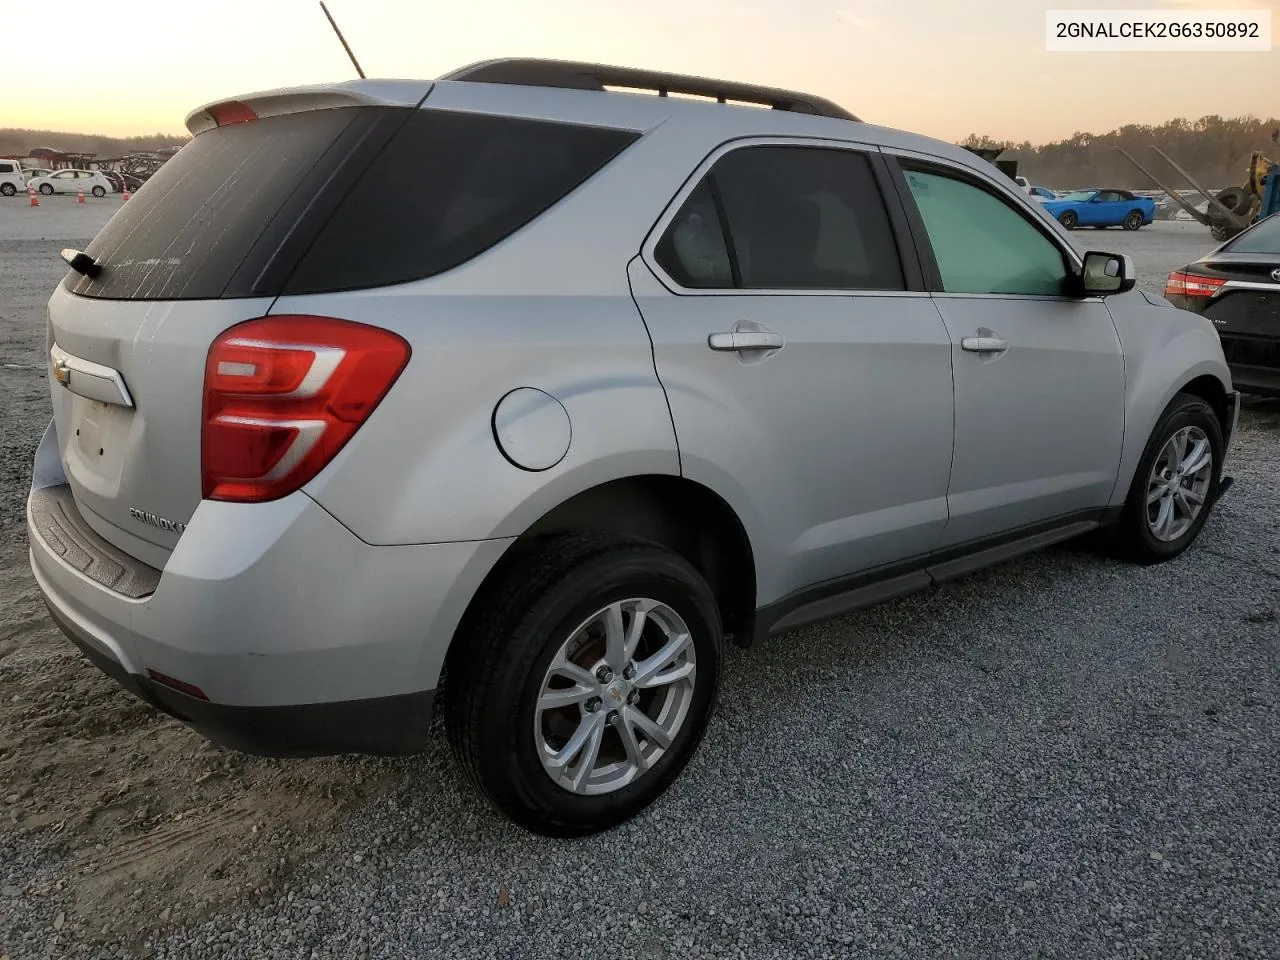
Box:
(1167, 213, 1280, 397)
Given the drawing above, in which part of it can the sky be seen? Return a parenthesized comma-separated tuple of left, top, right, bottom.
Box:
(3, 0, 1277, 144)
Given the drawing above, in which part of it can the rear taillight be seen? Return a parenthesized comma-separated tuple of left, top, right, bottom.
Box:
(202, 316, 409, 503)
(1165, 271, 1226, 298)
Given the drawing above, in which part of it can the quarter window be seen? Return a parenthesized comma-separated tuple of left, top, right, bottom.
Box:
(655, 145, 906, 292)
(901, 167, 1069, 297)
(654, 180, 733, 288)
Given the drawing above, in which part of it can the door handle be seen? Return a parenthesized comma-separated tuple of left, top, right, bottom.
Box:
(708, 331, 785, 352)
(960, 335, 1009, 354)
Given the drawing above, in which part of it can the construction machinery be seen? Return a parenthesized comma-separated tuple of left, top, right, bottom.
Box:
(962, 145, 1021, 184)
(1118, 142, 1280, 241)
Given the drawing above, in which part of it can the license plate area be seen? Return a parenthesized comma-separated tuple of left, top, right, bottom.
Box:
(65, 394, 135, 491)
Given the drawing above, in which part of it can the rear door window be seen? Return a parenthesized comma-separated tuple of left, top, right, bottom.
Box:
(654, 145, 905, 291)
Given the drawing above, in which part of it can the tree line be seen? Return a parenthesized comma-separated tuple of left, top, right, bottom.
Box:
(962, 115, 1279, 191)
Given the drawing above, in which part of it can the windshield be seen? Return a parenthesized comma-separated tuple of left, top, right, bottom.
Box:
(1226, 213, 1280, 254)
(1058, 190, 1096, 201)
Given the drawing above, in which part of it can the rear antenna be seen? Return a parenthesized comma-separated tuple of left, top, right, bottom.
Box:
(319, 1, 366, 79)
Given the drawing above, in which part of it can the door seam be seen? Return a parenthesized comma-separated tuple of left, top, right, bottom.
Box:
(928, 294, 958, 532)
(625, 255, 683, 475)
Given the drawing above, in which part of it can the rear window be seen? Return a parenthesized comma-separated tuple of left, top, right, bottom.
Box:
(66, 107, 381, 300)
(0, 162, 15, 173)
(65, 107, 639, 301)
(1225, 213, 1280, 254)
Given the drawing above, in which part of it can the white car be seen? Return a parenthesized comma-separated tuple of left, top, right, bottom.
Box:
(1013, 175, 1056, 202)
(0, 159, 24, 196)
(28, 169, 113, 197)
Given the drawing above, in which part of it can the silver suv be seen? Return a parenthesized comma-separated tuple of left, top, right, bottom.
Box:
(28, 59, 1238, 836)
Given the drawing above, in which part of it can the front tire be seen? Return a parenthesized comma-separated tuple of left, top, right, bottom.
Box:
(444, 533, 723, 837)
(39, 183, 53, 195)
(1123, 210, 1143, 231)
(1058, 210, 1078, 230)
(91, 185, 106, 198)
(1109, 393, 1223, 565)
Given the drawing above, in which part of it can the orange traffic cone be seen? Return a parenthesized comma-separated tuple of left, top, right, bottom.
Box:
(77, 185, 86, 204)
(121, 185, 130, 202)
(28, 186, 38, 207)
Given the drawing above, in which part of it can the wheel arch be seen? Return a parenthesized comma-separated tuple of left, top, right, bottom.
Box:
(446, 475, 759, 677)
(1177, 372, 1232, 435)
(1109, 357, 1233, 508)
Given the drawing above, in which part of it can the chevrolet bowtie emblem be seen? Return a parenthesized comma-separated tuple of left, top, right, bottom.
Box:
(53, 360, 71, 387)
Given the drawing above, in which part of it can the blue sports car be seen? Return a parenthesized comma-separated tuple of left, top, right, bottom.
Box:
(1042, 189, 1156, 231)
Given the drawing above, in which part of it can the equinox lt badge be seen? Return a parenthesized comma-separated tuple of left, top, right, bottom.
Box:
(128, 508, 186, 534)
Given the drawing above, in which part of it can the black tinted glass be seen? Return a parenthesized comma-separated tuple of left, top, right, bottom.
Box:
(654, 180, 733, 288)
(1226, 213, 1280, 254)
(67, 107, 366, 300)
(283, 110, 639, 295)
(711, 146, 904, 291)
(65, 107, 638, 301)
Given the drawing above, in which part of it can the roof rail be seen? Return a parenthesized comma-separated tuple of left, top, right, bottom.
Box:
(438, 58, 859, 122)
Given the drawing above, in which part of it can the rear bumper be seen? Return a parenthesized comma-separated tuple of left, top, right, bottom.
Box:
(1227, 362, 1280, 398)
(42, 596, 434, 757)
(26, 419, 512, 757)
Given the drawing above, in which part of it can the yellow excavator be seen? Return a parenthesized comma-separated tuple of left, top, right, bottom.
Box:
(1118, 136, 1280, 241)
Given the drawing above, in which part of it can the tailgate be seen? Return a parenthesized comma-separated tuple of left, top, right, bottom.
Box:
(43, 88, 430, 567)
(48, 285, 276, 566)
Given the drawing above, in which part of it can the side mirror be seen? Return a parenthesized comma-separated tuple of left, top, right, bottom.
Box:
(1079, 251, 1136, 296)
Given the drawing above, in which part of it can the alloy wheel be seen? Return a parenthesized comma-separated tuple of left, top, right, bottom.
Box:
(1145, 425, 1213, 542)
(534, 598, 696, 796)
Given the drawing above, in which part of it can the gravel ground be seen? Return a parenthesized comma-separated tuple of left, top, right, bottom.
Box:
(1, 198, 1278, 959)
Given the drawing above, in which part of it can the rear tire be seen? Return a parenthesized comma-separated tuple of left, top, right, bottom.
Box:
(1058, 210, 1078, 229)
(91, 186, 106, 198)
(1123, 210, 1143, 231)
(0, 183, 14, 197)
(444, 533, 723, 837)
(1108, 394, 1223, 565)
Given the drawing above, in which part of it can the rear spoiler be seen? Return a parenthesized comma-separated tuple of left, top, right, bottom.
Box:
(185, 79, 432, 135)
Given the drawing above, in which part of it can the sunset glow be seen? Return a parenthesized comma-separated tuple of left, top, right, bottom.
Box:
(5, 0, 1278, 143)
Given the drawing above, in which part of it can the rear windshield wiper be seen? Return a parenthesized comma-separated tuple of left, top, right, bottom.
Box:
(60, 248, 102, 279)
